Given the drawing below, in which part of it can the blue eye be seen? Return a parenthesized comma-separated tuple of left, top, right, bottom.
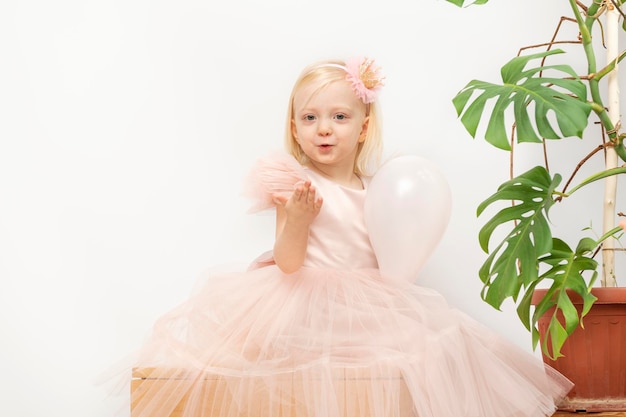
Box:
(304, 114, 316, 121)
(335, 114, 346, 120)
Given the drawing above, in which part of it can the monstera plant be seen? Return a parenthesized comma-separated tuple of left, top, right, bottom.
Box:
(445, 0, 626, 360)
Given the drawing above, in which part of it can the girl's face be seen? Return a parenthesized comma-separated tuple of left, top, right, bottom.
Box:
(291, 79, 368, 174)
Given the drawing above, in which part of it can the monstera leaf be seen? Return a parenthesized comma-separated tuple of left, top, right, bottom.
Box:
(477, 166, 560, 308)
(453, 50, 592, 150)
(523, 237, 599, 359)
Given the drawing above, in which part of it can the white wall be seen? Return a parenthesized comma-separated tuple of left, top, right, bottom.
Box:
(1, 1, 624, 416)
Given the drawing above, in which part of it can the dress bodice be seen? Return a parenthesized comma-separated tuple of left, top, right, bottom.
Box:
(301, 169, 378, 270)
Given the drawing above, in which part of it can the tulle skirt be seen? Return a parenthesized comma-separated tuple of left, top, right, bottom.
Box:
(127, 265, 572, 417)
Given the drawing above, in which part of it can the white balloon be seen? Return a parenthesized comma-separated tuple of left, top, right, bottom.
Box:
(364, 155, 452, 283)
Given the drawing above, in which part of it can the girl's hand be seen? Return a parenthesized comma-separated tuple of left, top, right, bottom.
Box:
(273, 181, 323, 226)
(272, 181, 323, 274)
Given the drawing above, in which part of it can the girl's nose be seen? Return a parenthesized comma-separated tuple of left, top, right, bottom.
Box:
(318, 121, 332, 136)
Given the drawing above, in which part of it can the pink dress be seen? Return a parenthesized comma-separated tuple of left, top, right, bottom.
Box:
(130, 152, 572, 417)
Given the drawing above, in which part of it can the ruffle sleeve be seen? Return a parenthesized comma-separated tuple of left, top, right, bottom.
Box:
(243, 151, 309, 213)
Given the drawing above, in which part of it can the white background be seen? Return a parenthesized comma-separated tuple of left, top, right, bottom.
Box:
(1, 1, 624, 416)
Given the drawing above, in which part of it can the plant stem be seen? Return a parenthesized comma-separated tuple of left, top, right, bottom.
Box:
(602, 2, 620, 286)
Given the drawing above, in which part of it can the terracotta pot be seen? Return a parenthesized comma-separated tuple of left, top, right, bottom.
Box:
(532, 287, 626, 412)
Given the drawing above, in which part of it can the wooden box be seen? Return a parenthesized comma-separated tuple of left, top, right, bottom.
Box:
(131, 367, 415, 417)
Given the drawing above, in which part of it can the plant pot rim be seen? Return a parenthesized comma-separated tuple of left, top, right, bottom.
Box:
(532, 287, 626, 305)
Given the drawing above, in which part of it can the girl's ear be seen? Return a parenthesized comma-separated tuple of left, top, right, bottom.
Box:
(359, 117, 370, 143)
(291, 120, 298, 142)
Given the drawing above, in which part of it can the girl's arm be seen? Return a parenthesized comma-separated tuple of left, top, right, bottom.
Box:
(273, 181, 323, 273)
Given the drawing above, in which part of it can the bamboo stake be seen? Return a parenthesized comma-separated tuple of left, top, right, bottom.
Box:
(602, 1, 619, 287)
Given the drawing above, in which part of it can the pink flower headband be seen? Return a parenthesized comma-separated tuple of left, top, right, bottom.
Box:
(345, 57, 385, 104)
(318, 57, 385, 104)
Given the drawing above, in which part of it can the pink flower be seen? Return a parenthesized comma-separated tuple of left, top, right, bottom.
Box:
(619, 219, 626, 231)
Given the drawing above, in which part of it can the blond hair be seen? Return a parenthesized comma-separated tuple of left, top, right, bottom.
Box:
(284, 60, 383, 176)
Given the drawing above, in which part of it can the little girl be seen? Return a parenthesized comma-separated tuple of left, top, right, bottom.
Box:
(129, 57, 572, 417)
